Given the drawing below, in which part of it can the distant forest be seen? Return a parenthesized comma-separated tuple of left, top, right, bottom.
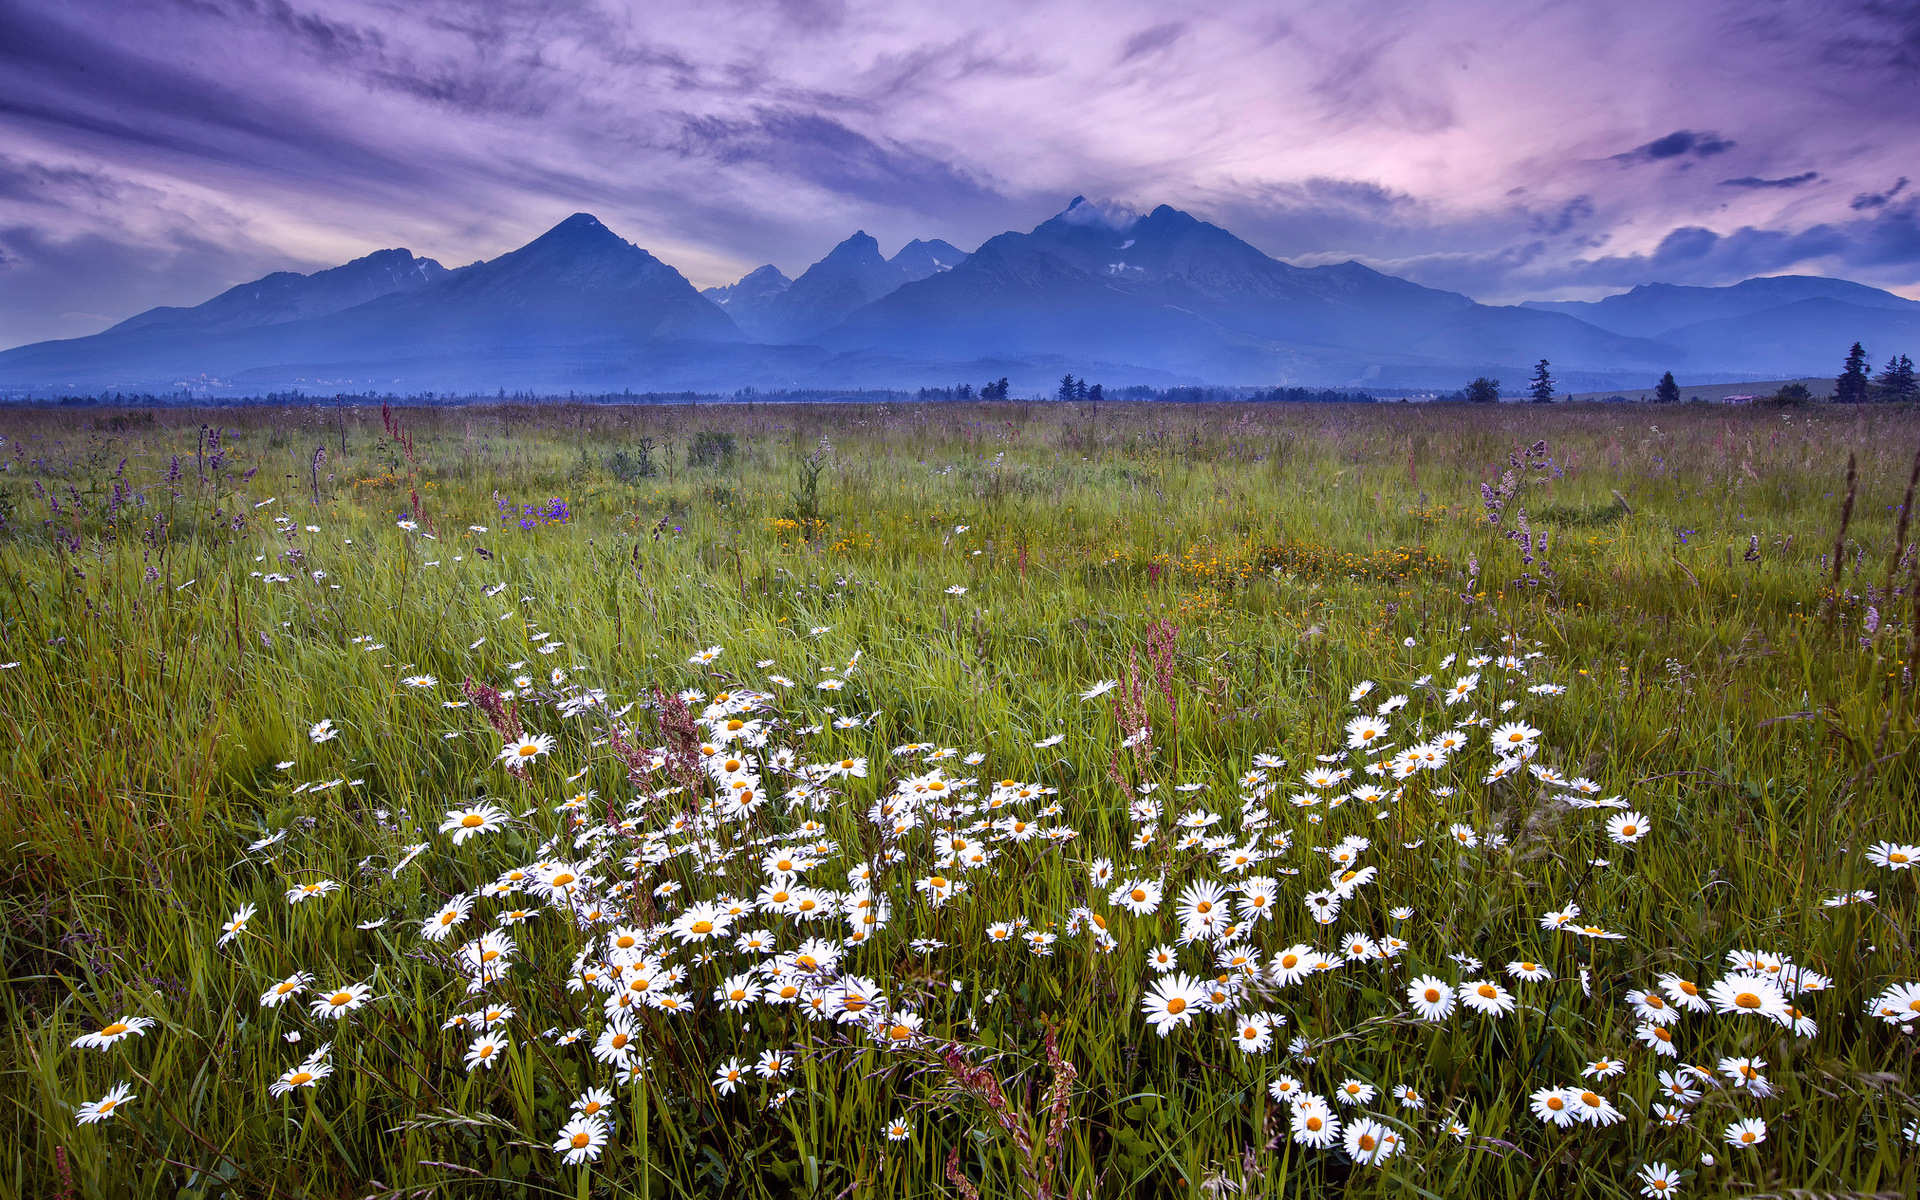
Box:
(8, 384, 1384, 408)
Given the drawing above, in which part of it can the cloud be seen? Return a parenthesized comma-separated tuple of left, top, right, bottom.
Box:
(1853, 177, 1910, 209)
(1609, 130, 1736, 165)
(1722, 172, 1820, 188)
(1117, 22, 1185, 63)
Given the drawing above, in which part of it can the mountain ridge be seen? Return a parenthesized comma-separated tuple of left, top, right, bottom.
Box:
(3, 203, 1914, 394)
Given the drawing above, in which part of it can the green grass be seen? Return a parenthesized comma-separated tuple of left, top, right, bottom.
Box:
(2, 398, 1919, 1200)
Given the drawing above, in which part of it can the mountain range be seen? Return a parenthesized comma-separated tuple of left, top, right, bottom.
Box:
(3, 199, 1915, 395)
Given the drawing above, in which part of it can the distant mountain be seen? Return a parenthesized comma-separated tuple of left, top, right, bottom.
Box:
(107, 248, 447, 335)
(724, 233, 970, 342)
(1522, 276, 1920, 338)
(819, 198, 1671, 384)
(1657, 297, 1920, 378)
(701, 264, 791, 312)
(0, 214, 741, 391)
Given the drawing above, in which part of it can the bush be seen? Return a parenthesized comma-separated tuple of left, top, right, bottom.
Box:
(687, 430, 737, 469)
(606, 438, 657, 483)
(1764, 382, 1814, 406)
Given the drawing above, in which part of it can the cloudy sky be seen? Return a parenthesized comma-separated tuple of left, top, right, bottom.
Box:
(2, 0, 1916, 345)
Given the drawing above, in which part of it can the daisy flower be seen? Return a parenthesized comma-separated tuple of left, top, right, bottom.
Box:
(1406, 976, 1455, 1021)
(1335, 1079, 1377, 1106)
(1707, 974, 1790, 1023)
(309, 983, 372, 1020)
(70, 1016, 156, 1051)
(1569, 1089, 1623, 1126)
(422, 894, 474, 941)
(1141, 974, 1206, 1036)
(1530, 1086, 1575, 1128)
(259, 972, 313, 1009)
(269, 1051, 335, 1097)
(75, 1083, 137, 1124)
(1724, 1116, 1767, 1148)
(1638, 1162, 1683, 1198)
(1343, 1117, 1401, 1166)
(216, 903, 258, 948)
(712, 1057, 747, 1095)
(284, 879, 340, 904)
(1658, 974, 1711, 1013)
(440, 804, 509, 844)
(1291, 1100, 1340, 1148)
(553, 1114, 608, 1164)
(885, 1118, 912, 1141)
(1229, 1014, 1274, 1053)
(1866, 841, 1920, 869)
(1506, 960, 1552, 982)
(1458, 979, 1516, 1017)
(1606, 811, 1651, 845)
(498, 731, 556, 766)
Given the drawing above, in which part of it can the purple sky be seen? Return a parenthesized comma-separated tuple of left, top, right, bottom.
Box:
(2, 0, 1917, 345)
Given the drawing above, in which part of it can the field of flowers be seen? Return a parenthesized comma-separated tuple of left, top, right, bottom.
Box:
(3, 398, 1919, 1199)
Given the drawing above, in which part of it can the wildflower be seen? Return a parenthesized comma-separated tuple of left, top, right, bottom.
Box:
(885, 1118, 912, 1141)
(1570, 1089, 1623, 1126)
(1081, 679, 1118, 700)
(553, 1114, 608, 1165)
(1141, 974, 1206, 1035)
(423, 894, 474, 941)
(1230, 1014, 1274, 1053)
(1406, 976, 1455, 1021)
(76, 1083, 137, 1124)
(259, 972, 313, 1009)
(1343, 1117, 1401, 1166)
(1866, 841, 1920, 869)
(216, 903, 259, 948)
(1724, 1116, 1767, 1148)
(1458, 979, 1516, 1017)
(1636, 1022, 1679, 1057)
(284, 879, 340, 904)
(269, 1049, 335, 1097)
(1291, 1099, 1341, 1148)
(1606, 811, 1651, 845)
(71, 1016, 156, 1051)
(310, 983, 371, 1020)
(1659, 974, 1711, 1014)
(712, 1058, 747, 1095)
(1335, 1079, 1377, 1106)
(1530, 1086, 1575, 1128)
(1639, 1163, 1683, 1197)
(1506, 960, 1552, 982)
(499, 732, 556, 765)
(1490, 721, 1541, 752)
(1707, 974, 1790, 1023)
(308, 719, 338, 743)
(440, 804, 509, 844)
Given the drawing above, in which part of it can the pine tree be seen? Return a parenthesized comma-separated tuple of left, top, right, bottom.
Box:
(1836, 342, 1871, 403)
(1874, 354, 1916, 401)
(1528, 359, 1555, 403)
(1057, 374, 1077, 402)
(1655, 371, 1681, 404)
(1073, 377, 1090, 402)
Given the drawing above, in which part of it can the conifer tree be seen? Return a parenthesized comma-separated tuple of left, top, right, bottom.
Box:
(1836, 342, 1871, 403)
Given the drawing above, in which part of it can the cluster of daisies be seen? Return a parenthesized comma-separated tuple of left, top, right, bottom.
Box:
(59, 624, 1920, 1197)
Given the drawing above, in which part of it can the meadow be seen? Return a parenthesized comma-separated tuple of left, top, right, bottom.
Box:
(2, 397, 1918, 1200)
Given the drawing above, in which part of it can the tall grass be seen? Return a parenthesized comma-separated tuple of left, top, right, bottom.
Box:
(2, 399, 1918, 1199)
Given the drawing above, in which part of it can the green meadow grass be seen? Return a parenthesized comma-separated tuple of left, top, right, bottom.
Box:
(2, 399, 1919, 1199)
